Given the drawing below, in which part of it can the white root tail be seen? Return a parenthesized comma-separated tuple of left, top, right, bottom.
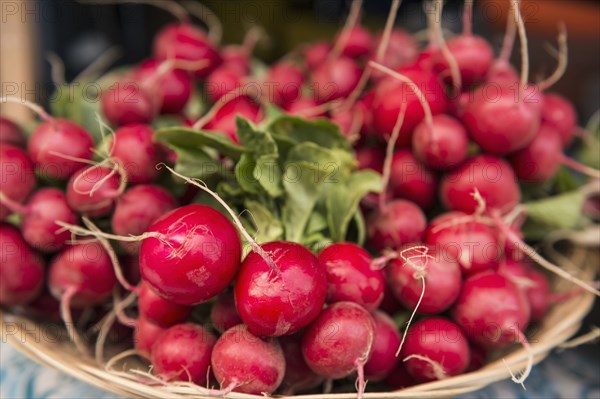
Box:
(403, 354, 448, 380)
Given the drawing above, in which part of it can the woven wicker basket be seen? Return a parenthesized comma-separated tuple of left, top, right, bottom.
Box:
(1, 246, 597, 399)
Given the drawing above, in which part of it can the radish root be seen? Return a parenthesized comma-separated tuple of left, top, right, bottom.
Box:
(538, 24, 568, 91)
(329, 0, 364, 62)
(502, 330, 532, 389)
(60, 286, 89, 355)
(379, 98, 407, 210)
(403, 354, 447, 380)
(434, 0, 462, 93)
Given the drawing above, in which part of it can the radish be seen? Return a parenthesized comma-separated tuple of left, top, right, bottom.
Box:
(467, 344, 487, 372)
(524, 268, 552, 322)
(379, 284, 402, 315)
(112, 185, 177, 254)
(132, 58, 193, 115)
(356, 146, 384, 173)
(389, 149, 437, 210)
(235, 240, 327, 336)
(304, 41, 331, 70)
(138, 282, 192, 327)
(153, 23, 221, 79)
(209, 291, 242, 333)
(318, 242, 385, 311)
(412, 114, 469, 170)
(367, 199, 426, 252)
(101, 81, 158, 126)
(0, 144, 36, 221)
(279, 334, 324, 394)
(0, 117, 25, 147)
(202, 96, 262, 143)
(0, 223, 45, 306)
(364, 310, 401, 381)
(284, 97, 324, 119)
(452, 270, 532, 385)
(433, 0, 493, 88)
(440, 155, 521, 215)
(151, 323, 216, 385)
(370, 29, 418, 81)
(388, 245, 461, 314)
(221, 46, 250, 75)
(312, 56, 361, 103)
(542, 93, 577, 147)
(425, 211, 501, 275)
(204, 66, 244, 102)
(401, 317, 471, 382)
(302, 301, 375, 397)
(508, 123, 563, 182)
(133, 315, 167, 357)
(211, 324, 285, 395)
(109, 124, 163, 184)
(263, 61, 304, 106)
(337, 25, 373, 59)
(140, 204, 242, 305)
(66, 165, 123, 218)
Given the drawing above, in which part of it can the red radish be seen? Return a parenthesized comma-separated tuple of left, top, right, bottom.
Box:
(209, 291, 242, 333)
(541, 93, 577, 147)
(371, 67, 448, 146)
(318, 242, 385, 311)
(101, 81, 157, 126)
(367, 199, 426, 252)
(133, 58, 193, 115)
(204, 66, 243, 102)
(508, 123, 563, 182)
(211, 324, 285, 395)
(0, 223, 45, 306)
(401, 317, 471, 382)
(524, 268, 552, 322)
(134, 315, 167, 357)
(153, 23, 221, 78)
(109, 124, 163, 184)
(284, 97, 324, 118)
(203, 96, 262, 143)
(384, 363, 416, 389)
(235, 240, 327, 336)
(440, 155, 521, 215)
(302, 301, 375, 396)
(19, 188, 78, 252)
(389, 149, 437, 210)
(0, 144, 36, 220)
(138, 282, 192, 327)
(425, 212, 501, 275)
(221, 45, 250, 75)
(112, 185, 177, 254)
(152, 323, 217, 385)
(356, 146, 384, 173)
(412, 114, 469, 170)
(312, 56, 361, 103)
(304, 41, 331, 70)
(66, 165, 122, 218)
(140, 204, 242, 305)
(370, 29, 418, 80)
(388, 245, 461, 314)
(263, 62, 304, 106)
(279, 334, 324, 394)
(338, 25, 373, 59)
(364, 310, 401, 381)
(0, 117, 25, 147)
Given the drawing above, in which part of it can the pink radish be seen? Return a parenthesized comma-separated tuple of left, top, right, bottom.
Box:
(138, 282, 192, 327)
(318, 242, 385, 311)
(203, 96, 262, 143)
(302, 301, 375, 396)
(388, 245, 461, 314)
(312, 56, 361, 103)
(263, 61, 304, 106)
(0, 117, 25, 147)
(412, 114, 469, 170)
(337, 25, 373, 59)
(66, 165, 123, 218)
(152, 323, 216, 385)
(0, 223, 45, 306)
(204, 66, 244, 102)
(221, 45, 250, 75)
(0, 144, 36, 220)
(109, 124, 163, 184)
(367, 199, 426, 252)
(524, 268, 552, 322)
(304, 41, 331, 70)
(356, 146, 384, 173)
(370, 29, 418, 80)
(140, 204, 242, 305)
(279, 334, 324, 394)
(112, 185, 177, 254)
(401, 317, 471, 382)
(153, 23, 221, 78)
(209, 291, 242, 333)
(235, 240, 327, 336)
(211, 324, 285, 395)
(542, 93, 577, 147)
(440, 155, 521, 215)
(101, 81, 157, 126)
(284, 97, 324, 119)
(389, 149, 437, 210)
(425, 212, 501, 275)
(364, 310, 401, 381)
(508, 123, 563, 182)
(134, 315, 167, 357)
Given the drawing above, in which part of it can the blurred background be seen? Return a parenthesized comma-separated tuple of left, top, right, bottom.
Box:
(1, 0, 599, 122)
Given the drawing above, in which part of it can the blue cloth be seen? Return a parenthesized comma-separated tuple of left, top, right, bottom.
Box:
(1, 341, 598, 399)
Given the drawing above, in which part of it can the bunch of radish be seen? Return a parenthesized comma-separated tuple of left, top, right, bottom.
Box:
(1, 0, 599, 397)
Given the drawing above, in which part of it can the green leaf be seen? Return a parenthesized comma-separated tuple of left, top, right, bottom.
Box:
(165, 144, 220, 180)
(49, 83, 103, 141)
(235, 154, 262, 193)
(306, 211, 328, 235)
(353, 210, 367, 246)
(325, 170, 382, 242)
(267, 116, 351, 151)
(524, 189, 587, 231)
(243, 200, 283, 244)
(286, 142, 355, 181)
(155, 127, 246, 160)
